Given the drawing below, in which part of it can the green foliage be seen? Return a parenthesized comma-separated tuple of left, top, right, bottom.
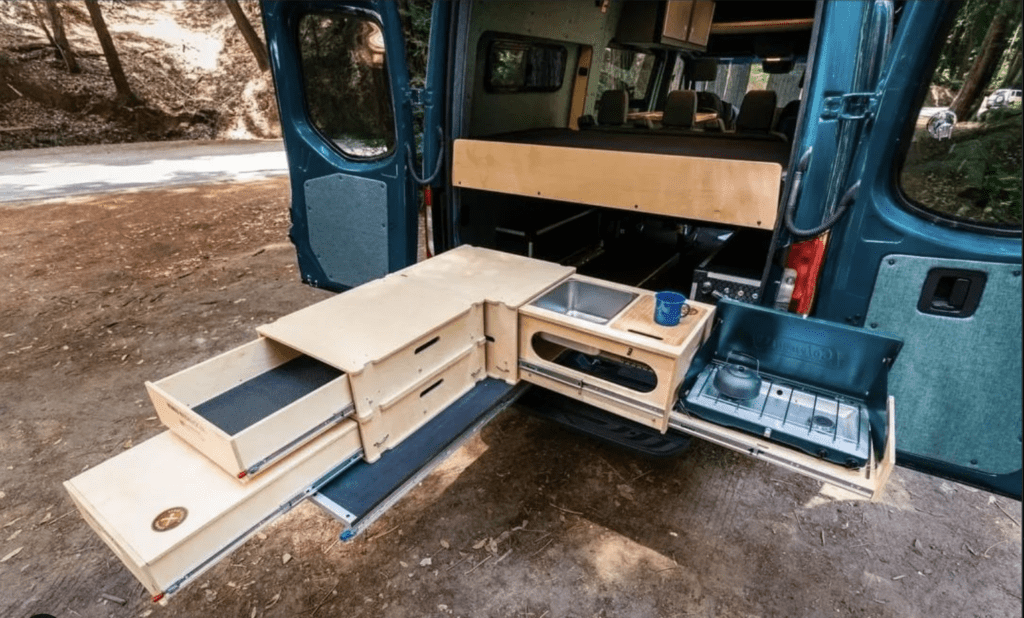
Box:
(934, 0, 1022, 90)
(399, 0, 432, 89)
(298, 13, 395, 156)
(984, 100, 1023, 123)
(902, 112, 1022, 227)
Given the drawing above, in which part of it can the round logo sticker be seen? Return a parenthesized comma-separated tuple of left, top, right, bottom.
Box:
(152, 507, 188, 532)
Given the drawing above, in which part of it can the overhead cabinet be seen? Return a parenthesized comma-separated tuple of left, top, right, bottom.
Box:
(616, 0, 716, 51)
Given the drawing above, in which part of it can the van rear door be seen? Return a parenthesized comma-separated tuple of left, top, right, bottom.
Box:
(262, 1, 419, 291)
(794, 1, 1021, 498)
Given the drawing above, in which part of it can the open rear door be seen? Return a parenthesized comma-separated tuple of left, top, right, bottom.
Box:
(262, 0, 418, 290)
(795, 2, 1021, 498)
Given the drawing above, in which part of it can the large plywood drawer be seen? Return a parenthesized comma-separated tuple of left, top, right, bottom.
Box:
(357, 340, 487, 462)
(64, 421, 363, 600)
(146, 337, 354, 479)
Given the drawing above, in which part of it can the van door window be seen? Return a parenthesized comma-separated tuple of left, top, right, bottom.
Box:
(898, 0, 1022, 229)
(298, 13, 396, 159)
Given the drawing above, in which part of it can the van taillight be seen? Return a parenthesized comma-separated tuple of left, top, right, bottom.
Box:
(785, 236, 828, 315)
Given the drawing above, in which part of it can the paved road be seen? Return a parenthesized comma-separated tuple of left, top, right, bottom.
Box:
(0, 139, 288, 204)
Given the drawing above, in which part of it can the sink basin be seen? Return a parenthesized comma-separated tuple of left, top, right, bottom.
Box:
(532, 279, 637, 324)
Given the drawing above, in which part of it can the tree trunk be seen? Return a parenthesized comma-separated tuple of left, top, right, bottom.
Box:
(84, 0, 141, 105)
(225, 0, 269, 72)
(1003, 48, 1023, 87)
(46, 0, 80, 73)
(949, 0, 1021, 120)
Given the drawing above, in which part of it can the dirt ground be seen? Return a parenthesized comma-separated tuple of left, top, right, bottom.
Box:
(0, 178, 1020, 618)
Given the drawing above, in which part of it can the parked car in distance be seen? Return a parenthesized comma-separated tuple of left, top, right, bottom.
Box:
(979, 88, 1022, 119)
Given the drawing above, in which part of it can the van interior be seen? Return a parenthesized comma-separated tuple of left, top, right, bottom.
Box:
(450, 0, 816, 301)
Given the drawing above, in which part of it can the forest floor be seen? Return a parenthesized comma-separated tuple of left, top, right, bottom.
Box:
(903, 109, 1022, 226)
(0, 178, 1021, 618)
(0, 0, 278, 150)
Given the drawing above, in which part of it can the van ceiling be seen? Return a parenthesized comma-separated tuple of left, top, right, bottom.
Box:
(704, 1, 815, 60)
(710, 1, 816, 24)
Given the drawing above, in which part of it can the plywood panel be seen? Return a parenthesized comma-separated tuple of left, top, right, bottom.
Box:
(394, 245, 573, 307)
(64, 422, 362, 598)
(611, 295, 712, 347)
(358, 341, 487, 462)
(662, 0, 694, 44)
(391, 246, 573, 385)
(257, 275, 474, 373)
(452, 139, 781, 229)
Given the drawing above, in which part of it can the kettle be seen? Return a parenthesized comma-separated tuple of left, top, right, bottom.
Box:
(714, 352, 762, 400)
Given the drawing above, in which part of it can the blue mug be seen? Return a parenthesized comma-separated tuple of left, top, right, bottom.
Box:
(654, 291, 688, 326)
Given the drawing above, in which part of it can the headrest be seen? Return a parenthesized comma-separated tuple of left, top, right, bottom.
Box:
(662, 90, 697, 128)
(688, 58, 719, 82)
(597, 89, 629, 126)
(735, 90, 778, 132)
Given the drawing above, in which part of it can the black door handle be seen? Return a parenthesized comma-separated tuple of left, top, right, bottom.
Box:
(917, 268, 987, 318)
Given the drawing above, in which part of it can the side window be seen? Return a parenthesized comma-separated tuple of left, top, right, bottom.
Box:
(485, 39, 568, 93)
(298, 13, 396, 159)
(597, 48, 657, 100)
(899, 2, 1022, 228)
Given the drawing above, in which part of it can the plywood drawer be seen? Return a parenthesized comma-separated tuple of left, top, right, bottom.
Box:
(518, 279, 715, 433)
(358, 340, 487, 462)
(347, 303, 484, 420)
(146, 337, 354, 479)
(64, 421, 363, 600)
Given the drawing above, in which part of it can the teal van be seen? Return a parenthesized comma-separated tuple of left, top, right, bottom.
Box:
(258, 0, 1020, 515)
(62, 2, 1023, 603)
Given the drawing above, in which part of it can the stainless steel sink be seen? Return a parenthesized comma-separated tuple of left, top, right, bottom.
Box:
(532, 279, 637, 324)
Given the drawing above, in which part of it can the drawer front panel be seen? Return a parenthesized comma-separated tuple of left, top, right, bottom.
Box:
(359, 341, 487, 462)
(349, 303, 485, 418)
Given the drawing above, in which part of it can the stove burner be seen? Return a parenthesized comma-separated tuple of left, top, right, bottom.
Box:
(811, 415, 835, 430)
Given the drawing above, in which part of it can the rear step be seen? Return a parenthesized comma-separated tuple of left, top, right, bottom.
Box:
(311, 378, 524, 539)
(516, 386, 692, 458)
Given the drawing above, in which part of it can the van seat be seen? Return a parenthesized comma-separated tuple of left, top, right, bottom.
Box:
(662, 90, 698, 130)
(597, 89, 629, 127)
(735, 90, 786, 141)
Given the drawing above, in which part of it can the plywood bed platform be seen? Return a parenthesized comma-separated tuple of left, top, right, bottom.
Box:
(451, 133, 785, 230)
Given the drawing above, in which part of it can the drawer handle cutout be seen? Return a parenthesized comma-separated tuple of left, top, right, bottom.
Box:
(627, 329, 663, 341)
(420, 378, 444, 398)
(414, 336, 440, 354)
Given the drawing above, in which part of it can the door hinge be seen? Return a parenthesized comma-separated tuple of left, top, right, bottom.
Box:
(820, 92, 878, 121)
(404, 87, 432, 107)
